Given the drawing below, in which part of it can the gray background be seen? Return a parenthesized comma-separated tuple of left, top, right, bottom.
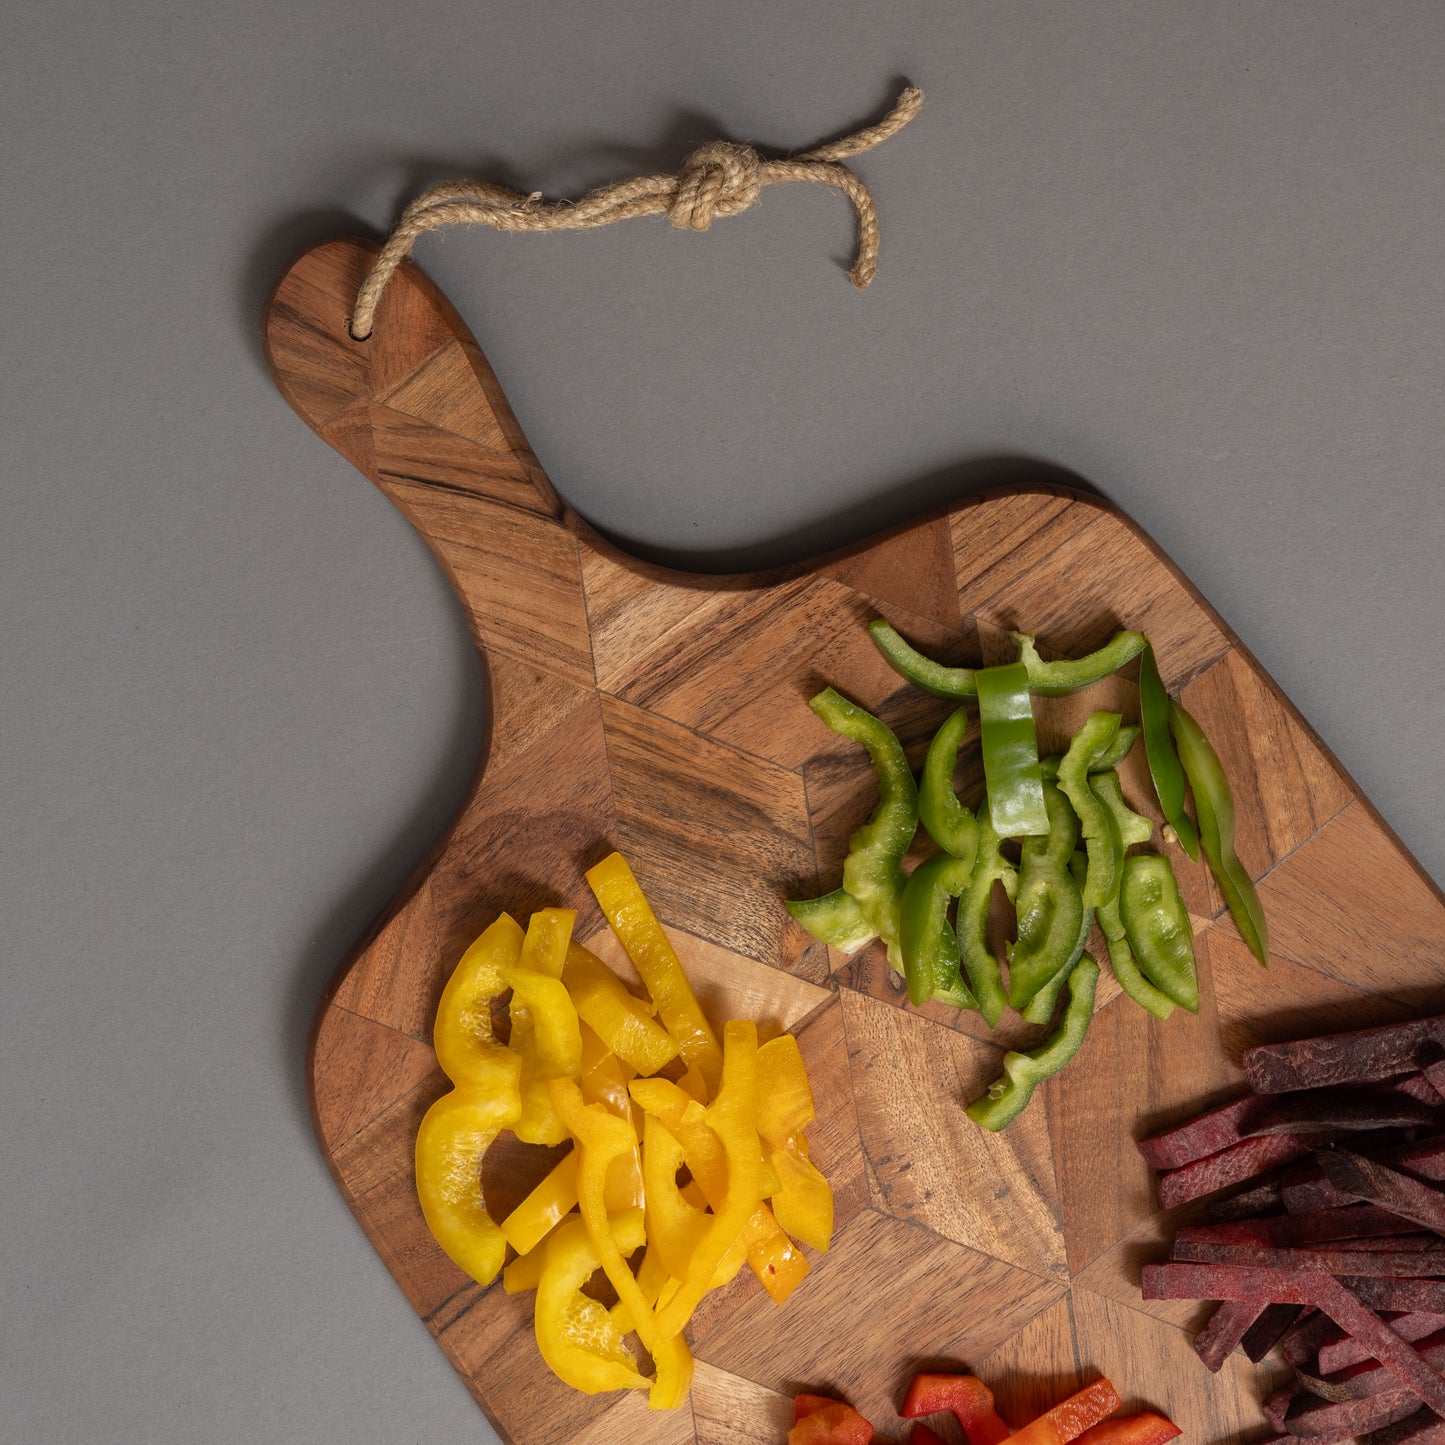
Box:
(5, 3, 1442, 1442)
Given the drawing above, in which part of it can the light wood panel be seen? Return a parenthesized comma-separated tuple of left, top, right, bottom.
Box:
(263, 238, 1445, 1445)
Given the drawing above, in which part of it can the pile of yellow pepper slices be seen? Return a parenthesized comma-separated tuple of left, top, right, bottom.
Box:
(414, 851, 834, 1409)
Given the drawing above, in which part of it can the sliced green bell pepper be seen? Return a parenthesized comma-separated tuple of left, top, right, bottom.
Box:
(1019, 849, 1094, 1025)
(1139, 644, 1200, 860)
(1097, 890, 1176, 1021)
(1118, 853, 1198, 1011)
(918, 706, 979, 861)
(1169, 700, 1269, 966)
(784, 888, 875, 954)
(956, 801, 1016, 1028)
(1090, 769, 1153, 849)
(1057, 712, 1126, 908)
(1007, 782, 1085, 1016)
(976, 663, 1049, 838)
(900, 852, 978, 1009)
(868, 619, 1146, 700)
(968, 953, 1100, 1131)
(808, 688, 918, 973)
(1039, 725, 1140, 781)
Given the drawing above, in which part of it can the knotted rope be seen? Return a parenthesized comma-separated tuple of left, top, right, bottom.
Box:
(350, 85, 923, 340)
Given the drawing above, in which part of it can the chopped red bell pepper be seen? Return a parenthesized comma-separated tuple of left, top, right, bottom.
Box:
(1072, 1413, 1181, 1445)
(788, 1396, 874, 1445)
(910, 1427, 949, 1445)
(1004, 1379, 1122, 1445)
(902, 1373, 1010, 1444)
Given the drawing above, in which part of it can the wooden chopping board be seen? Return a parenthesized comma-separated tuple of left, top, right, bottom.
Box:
(264, 239, 1445, 1445)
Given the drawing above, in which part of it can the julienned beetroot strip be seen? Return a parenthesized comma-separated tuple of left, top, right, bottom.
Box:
(1281, 1388, 1426, 1442)
(1137, 1096, 1256, 1170)
(1317, 1149, 1445, 1234)
(1295, 1329, 1445, 1402)
(1142, 1263, 1321, 1304)
(1169, 1242, 1445, 1277)
(1240, 1303, 1306, 1363)
(1174, 1205, 1420, 1249)
(1283, 1137, 1445, 1213)
(1157, 1134, 1316, 1207)
(1364, 1407, 1445, 1444)
(1320, 1313, 1445, 1374)
(1243, 1016, 1445, 1094)
(1346, 1279, 1445, 1315)
(1192, 1299, 1267, 1372)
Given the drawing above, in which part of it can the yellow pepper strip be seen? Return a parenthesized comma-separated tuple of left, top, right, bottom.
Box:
(756, 1034, 834, 1254)
(585, 853, 723, 1093)
(432, 912, 524, 1085)
(519, 907, 575, 980)
(501, 1149, 579, 1257)
(548, 1077, 694, 1410)
(563, 941, 678, 1075)
(641, 1114, 710, 1279)
(740, 1212, 810, 1304)
(504, 967, 583, 1145)
(503, 1216, 565, 1294)
(628, 1074, 804, 1297)
(535, 1210, 649, 1395)
(414, 1048, 523, 1287)
(580, 1025, 645, 1211)
(677, 1062, 709, 1104)
(652, 1021, 763, 1341)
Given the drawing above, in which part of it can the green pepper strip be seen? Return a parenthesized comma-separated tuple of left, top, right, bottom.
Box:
(918, 706, 979, 861)
(976, 663, 1049, 839)
(1057, 712, 1126, 907)
(784, 888, 875, 954)
(869, 619, 1146, 701)
(900, 853, 978, 1009)
(1097, 891, 1175, 1021)
(1169, 701, 1269, 966)
(1007, 783, 1084, 1016)
(956, 801, 1016, 1028)
(967, 954, 1100, 1132)
(1139, 644, 1200, 861)
(1090, 770, 1153, 848)
(1118, 854, 1199, 1012)
(1019, 849, 1094, 1025)
(1039, 724, 1140, 782)
(808, 688, 918, 974)
(1010, 630, 1148, 696)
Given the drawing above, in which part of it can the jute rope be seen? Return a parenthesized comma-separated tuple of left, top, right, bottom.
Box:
(350, 86, 924, 340)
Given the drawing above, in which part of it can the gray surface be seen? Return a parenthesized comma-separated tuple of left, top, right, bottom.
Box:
(4, 3, 1442, 1442)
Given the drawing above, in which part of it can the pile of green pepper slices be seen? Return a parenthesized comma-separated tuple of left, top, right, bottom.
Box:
(788, 622, 1268, 1131)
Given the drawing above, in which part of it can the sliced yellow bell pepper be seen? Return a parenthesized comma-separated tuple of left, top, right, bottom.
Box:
(564, 941, 678, 1075)
(630, 1073, 807, 1303)
(519, 907, 575, 979)
(535, 1210, 649, 1395)
(756, 1033, 833, 1254)
(432, 912, 524, 1085)
(652, 1021, 763, 1340)
(580, 1025, 644, 1211)
(548, 1077, 694, 1410)
(586, 853, 723, 1093)
(414, 1047, 523, 1287)
(504, 966, 582, 1146)
(501, 1149, 579, 1257)
(641, 1113, 710, 1280)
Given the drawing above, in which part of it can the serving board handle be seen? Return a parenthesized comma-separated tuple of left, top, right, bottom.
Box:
(263, 237, 575, 615)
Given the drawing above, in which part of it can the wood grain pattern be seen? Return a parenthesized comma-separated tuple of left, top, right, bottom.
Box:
(263, 238, 1445, 1444)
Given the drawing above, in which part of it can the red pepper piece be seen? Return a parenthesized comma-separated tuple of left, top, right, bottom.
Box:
(787, 1399, 875, 1444)
(910, 1427, 949, 1445)
(1004, 1379, 1122, 1445)
(901, 1373, 1010, 1444)
(795, 1395, 836, 1421)
(1072, 1414, 1181, 1445)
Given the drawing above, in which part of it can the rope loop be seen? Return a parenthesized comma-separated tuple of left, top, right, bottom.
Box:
(350, 84, 923, 340)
